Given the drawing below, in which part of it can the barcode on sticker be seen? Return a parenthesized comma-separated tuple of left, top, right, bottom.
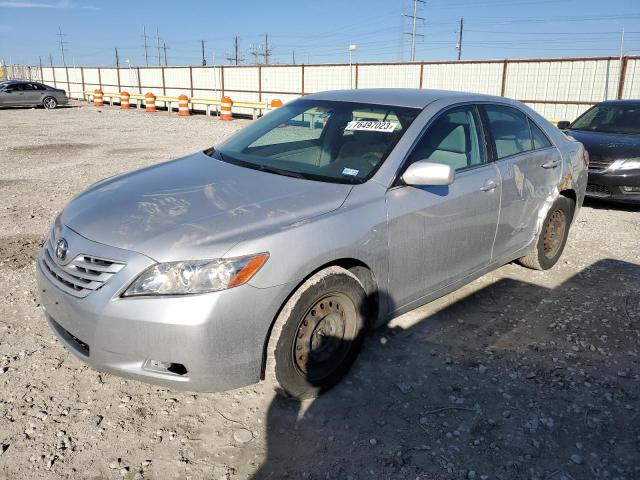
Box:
(345, 121, 398, 133)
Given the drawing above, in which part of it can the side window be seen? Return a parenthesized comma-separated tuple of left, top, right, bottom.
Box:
(408, 106, 486, 171)
(485, 105, 533, 159)
(23, 83, 36, 90)
(529, 119, 552, 149)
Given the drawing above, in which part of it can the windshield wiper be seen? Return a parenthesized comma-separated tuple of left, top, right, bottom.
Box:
(214, 151, 310, 180)
(254, 164, 310, 179)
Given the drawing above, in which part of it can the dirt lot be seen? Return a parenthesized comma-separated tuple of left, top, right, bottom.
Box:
(1, 103, 639, 480)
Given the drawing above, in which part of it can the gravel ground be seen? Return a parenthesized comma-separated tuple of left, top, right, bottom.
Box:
(1, 103, 639, 480)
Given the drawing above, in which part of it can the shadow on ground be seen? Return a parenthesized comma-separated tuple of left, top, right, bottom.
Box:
(251, 259, 640, 480)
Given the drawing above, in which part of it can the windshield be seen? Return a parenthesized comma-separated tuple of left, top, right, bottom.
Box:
(571, 104, 640, 135)
(211, 99, 421, 184)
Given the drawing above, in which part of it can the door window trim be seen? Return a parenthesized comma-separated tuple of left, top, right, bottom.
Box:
(392, 102, 493, 188)
(479, 103, 558, 163)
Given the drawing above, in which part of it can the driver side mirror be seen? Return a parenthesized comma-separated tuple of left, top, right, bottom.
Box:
(402, 160, 455, 186)
(556, 120, 570, 130)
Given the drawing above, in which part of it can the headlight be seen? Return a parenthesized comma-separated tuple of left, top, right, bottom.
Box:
(123, 253, 269, 296)
(609, 159, 640, 171)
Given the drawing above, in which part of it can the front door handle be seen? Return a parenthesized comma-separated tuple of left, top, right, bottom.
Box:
(480, 180, 498, 192)
(542, 160, 559, 169)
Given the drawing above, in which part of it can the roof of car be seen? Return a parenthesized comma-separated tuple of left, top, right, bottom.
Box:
(305, 88, 509, 109)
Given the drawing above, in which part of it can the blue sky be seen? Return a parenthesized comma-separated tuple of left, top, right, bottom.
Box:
(1, 0, 639, 66)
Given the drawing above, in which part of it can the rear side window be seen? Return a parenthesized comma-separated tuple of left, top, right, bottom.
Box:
(484, 105, 533, 159)
(529, 119, 552, 149)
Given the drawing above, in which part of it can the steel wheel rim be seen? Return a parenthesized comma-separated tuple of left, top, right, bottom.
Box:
(44, 98, 56, 109)
(543, 209, 566, 259)
(292, 293, 357, 382)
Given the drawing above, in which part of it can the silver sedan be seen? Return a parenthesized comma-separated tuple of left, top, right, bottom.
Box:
(36, 89, 588, 399)
(0, 80, 68, 109)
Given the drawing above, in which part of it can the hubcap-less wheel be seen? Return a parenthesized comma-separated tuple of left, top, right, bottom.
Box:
(43, 97, 57, 109)
(293, 293, 357, 383)
(542, 209, 567, 259)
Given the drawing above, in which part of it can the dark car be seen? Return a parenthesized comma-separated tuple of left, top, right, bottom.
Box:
(558, 100, 640, 205)
(0, 80, 68, 109)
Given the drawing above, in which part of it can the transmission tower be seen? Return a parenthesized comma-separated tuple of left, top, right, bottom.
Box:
(56, 26, 68, 67)
(402, 0, 425, 62)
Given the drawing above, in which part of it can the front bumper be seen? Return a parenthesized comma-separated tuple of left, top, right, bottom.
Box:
(586, 168, 640, 205)
(36, 225, 291, 392)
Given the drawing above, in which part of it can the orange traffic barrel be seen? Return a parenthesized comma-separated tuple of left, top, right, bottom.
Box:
(270, 99, 283, 109)
(178, 94, 190, 117)
(93, 89, 104, 107)
(220, 96, 233, 120)
(145, 92, 156, 112)
(120, 91, 130, 109)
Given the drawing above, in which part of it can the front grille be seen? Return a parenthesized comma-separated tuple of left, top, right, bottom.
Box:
(588, 155, 613, 172)
(586, 183, 612, 196)
(40, 239, 125, 298)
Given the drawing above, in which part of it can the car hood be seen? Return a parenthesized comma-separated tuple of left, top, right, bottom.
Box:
(61, 152, 352, 262)
(567, 129, 640, 162)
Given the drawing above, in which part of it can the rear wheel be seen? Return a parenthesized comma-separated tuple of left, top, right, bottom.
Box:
(519, 196, 574, 270)
(43, 97, 58, 109)
(265, 267, 368, 399)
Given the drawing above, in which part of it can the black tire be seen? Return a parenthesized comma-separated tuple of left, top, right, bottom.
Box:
(519, 196, 574, 270)
(43, 97, 58, 109)
(265, 266, 368, 400)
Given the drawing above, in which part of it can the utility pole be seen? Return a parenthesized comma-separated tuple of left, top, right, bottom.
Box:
(226, 36, 243, 65)
(292, 50, 296, 65)
(156, 28, 161, 66)
(235, 36, 240, 65)
(49, 53, 54, 67)
(619, 28, 625, 61)
(264, 34, 270, 64)
(57, 26, 67, 67)
(201, 40, 207, 66)
(402, 0, 425, 62)
(115, 47, 120, 67)
(143, 26, 149, 67)
(163, 42, 168, 66)
(456, 17, 464, 61)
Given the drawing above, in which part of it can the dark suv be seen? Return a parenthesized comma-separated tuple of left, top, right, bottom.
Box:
(558, 100, 640, 205)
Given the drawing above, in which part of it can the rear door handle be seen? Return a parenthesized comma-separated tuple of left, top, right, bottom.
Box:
(542, 160, 559, 169)
(480, 180, 498, 192)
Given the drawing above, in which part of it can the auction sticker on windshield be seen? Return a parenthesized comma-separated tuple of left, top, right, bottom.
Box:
(345, 120, 398, 132)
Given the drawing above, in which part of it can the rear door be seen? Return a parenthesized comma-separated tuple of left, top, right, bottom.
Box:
(482, 104, 562, 257)
(385, 105, 501, 308)
(22, 83, 43, 104)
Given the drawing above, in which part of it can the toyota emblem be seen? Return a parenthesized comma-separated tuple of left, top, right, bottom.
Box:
(55, 238, 69, 261)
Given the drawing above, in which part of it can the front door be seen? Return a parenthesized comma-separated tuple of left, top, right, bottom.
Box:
(0, 83, 25, 106)
(385, 105, 501, 310)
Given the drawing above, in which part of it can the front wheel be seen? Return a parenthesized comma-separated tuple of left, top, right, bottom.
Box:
(519, 196, 574, 270)
(265, 267, 368, 400)
(43, 96, 58, 109)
